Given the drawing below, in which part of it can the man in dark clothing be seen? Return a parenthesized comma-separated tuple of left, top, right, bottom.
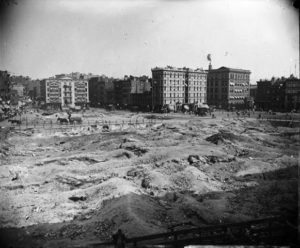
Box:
(112, 229, 127, 248)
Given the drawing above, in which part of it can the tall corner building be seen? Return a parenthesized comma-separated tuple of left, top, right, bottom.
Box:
(151, 66, 207, 109)
(207, 67, 251, 109)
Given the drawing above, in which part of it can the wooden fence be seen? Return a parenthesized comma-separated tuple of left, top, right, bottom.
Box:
(90, 216, 296, 248)
(8, 118, 160, 133)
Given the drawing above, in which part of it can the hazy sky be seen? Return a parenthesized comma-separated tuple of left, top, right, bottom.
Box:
(0, 0, 299, 83)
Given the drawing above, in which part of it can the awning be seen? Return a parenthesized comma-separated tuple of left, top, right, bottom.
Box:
(198, 103, 209, 108)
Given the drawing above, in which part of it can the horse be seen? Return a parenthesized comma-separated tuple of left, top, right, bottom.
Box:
(57, 117, 69, 124)
(69, 117, 82, 124)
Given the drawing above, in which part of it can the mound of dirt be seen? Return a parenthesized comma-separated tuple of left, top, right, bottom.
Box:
(94, 193, 167, 237)
(205, 130, 237, 144)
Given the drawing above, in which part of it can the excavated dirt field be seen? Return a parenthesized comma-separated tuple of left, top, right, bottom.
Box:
(0, 109, 298, 247)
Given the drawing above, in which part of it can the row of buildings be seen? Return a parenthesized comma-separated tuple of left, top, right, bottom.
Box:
(2, 67, 300, 112)
(88, 65, 251, 110)
(1, 66, 253, 111)
(254, 76, 300, 111)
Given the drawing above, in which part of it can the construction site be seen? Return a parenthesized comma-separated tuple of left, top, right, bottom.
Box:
(0, 108, 298, 247)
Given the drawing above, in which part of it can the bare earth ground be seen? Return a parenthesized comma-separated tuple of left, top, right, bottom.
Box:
(0, 109, 298, 247)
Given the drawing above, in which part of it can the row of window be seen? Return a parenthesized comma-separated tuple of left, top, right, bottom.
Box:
(162, 80, 205, 84)
(161, 72, 207, 78)
(161, 93, 206, 97)
(163, 86, 205, 91)
(163, 99, 206, 104)
(230, 73, 249, 80)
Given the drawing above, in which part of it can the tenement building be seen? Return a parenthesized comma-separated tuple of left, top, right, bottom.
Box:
(89, 76, 115, 107)
(114, 75, 151, 109)
(151, 66, 207, 109)
(256, 77, 286, 111)
(207, 67, 251, 109)
(285, 77, 300, 111)
(0, 70, 11, 101)
(40, 75, 89, 109)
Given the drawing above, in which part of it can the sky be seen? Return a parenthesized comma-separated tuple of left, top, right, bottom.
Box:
(0, 0, 299, 83)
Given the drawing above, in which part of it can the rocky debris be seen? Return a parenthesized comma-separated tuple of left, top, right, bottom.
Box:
(69, 196, 87, 202)
(9, 170, 19, 181)
(55, 175, 112, 189)
(141, 177, 151, 188)
(123, 145, 148, 156)
(205, 130, 237, 145)
(235, 149, 249, 157)
(188, 155, 200, 164)
(119, 138, 149, 156)
(35, 155, 102, 166)
(188, 155, 208, 165)
(126, 167, 145, 178)
(205, 155, 236, 164)
(0, 141, 11, 161)
(58, 224, 87, 239)
(94, 219, 116, 240)
(113, 151, 133, 159)
(0, 110, 298, 247)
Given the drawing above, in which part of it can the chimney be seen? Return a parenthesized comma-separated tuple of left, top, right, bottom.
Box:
(208, 62, 212, 71)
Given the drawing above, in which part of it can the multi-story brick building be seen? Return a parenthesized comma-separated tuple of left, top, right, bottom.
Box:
(114, 75, 151, 108)
(88, 76, 115, 107)
(151, 66, 207, 109)
(285, 78, 300, 111)
(11, 84, 25, 97)
(207, 67, 251, 109)
(256, 77, 287, 111)
(40, 76, 89, 109)
(0, 70, 11, 101)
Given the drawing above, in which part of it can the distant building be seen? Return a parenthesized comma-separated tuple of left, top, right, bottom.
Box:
(256, 77, 287, 111)
(285, 78, 300, 111)
(11, 84, 25, 97)
(207, 67, 251, 109)
(88, 76, 115, 106)
(0, 70, 11, 101)
(114, 75, 151, 108)
(26, 80, 41, 100)
(40, 76, 89, 109)
(151, 66, 207, 109)
(250, 84, 257, 99)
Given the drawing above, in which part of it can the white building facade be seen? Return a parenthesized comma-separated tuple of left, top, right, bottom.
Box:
(41, 76, 89, 108)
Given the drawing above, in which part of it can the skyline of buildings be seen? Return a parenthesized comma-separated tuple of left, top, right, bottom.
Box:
(1, 64, 300, 112)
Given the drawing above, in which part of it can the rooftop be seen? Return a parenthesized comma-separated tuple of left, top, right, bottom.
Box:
(208, 66, 251, 73)
(152, 66, 207, 73)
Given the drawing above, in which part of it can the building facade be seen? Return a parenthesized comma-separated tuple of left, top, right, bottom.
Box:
(114, 75, 151, 108)
(151, 66, 207, 109)
(11, 85, 25, 97)
(88, 76, 115, 107)
(250, 84, 257, 100)
(0, 71, 11, 101)
(285, 78, 300, 111)
(40, 76, 89, 108)
(207, 67, 251, 109)
(256, 77, 287, 111)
